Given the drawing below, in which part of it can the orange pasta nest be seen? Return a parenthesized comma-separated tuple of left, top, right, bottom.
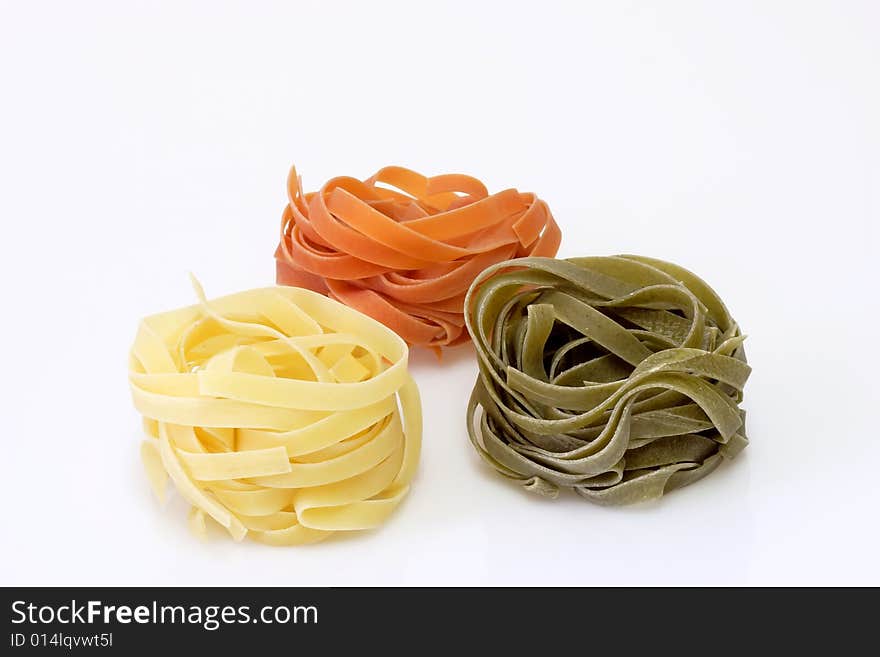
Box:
(275, 166, 562, 351)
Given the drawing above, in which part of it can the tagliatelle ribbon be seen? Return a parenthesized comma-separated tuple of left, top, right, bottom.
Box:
(464, 255, 750, 504)
(275, 166, 562, 352)
(129, 277, 421, 545)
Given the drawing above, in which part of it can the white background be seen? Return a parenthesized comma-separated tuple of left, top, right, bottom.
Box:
(1, 1, 877, 586)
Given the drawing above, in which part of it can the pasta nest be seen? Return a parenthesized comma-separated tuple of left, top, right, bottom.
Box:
(129, 278, 421, 545)
(275, 165, 561, 352)
(465, 256, 750, 504)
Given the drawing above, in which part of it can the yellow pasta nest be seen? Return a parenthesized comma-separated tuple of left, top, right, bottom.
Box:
(129, 277, 421, 545)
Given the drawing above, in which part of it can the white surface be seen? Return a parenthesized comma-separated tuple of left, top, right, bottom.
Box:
(1, 0, 878, 586)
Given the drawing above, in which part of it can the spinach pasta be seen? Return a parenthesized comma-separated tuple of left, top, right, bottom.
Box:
(464, 255, 749, 504)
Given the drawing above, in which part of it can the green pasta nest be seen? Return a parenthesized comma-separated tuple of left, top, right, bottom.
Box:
(464, 255, 750, 504)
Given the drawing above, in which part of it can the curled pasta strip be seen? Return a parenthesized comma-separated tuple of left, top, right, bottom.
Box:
(129, 278, 421, 545)
(464, 255, 750, 504)
(275, 165, 562, 351)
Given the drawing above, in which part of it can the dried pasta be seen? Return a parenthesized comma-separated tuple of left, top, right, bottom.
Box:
(465, 256, 749, 504)
(275, 165, 562, 352)
(129, 277, 421, 545)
